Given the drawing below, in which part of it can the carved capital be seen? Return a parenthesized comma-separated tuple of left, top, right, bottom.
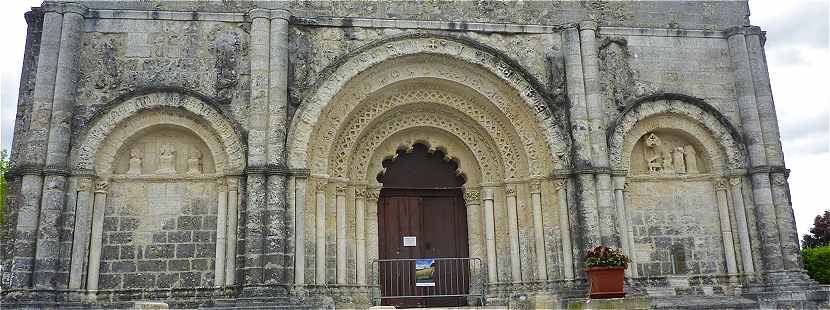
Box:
(772, 174, 787, 186)
(713, 178, 728, 191)
(366, 189, 380, 201)
(335, 184, 347, 194)
(553, 179, 567, 191)
(505, 185, 517, 197)
(354, 188, 366, 198)
(316, 181, 328, 193)
(78, 178, 93, 192)
(623, 181, 631, 193)
(729, 177, 742, 187)
(227, 178, 239, 191)
(94, 181, 109, 193)
(463, 189, 481, 205)
(529, 182, 542, 194)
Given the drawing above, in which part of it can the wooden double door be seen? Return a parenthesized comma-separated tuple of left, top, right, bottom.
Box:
(378, 188, 470, 308)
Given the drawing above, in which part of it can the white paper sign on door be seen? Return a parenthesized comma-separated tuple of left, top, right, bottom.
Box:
(403, 236, 417, 247)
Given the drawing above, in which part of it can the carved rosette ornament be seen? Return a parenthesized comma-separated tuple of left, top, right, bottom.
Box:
(94, 181, 109, 193)
(463, 189, 481, 205)
(366, 189, 380, 201)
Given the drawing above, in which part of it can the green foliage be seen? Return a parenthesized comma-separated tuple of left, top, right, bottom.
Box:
(802, 210, 830, 248)
(584, 245, 630, 269)
(0, 149, 8, 225)
(802, 245, 830, 284)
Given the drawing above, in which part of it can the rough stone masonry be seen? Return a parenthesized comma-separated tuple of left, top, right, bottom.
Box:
(1, 1, 828, 309)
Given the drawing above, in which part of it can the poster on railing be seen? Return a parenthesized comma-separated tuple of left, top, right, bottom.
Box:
(415, 259, 436, 287)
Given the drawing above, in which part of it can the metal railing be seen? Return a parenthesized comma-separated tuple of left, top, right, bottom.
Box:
(371, 257, 485, 307)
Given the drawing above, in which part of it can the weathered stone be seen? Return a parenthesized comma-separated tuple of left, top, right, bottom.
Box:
(1, 1, 823, 309)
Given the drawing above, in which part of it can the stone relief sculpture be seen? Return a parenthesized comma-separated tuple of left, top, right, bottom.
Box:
(642, 132, 699, 175)
(187, 149, 202, 175)
(127, 147, 143, 175)
(156, 144, 177, 174)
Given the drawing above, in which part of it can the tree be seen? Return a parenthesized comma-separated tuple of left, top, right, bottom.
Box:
(802, 210, 830, 248)
(0, 149, 7, 225)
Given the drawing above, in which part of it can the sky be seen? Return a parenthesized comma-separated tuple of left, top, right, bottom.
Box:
(0, 1, 828, 240)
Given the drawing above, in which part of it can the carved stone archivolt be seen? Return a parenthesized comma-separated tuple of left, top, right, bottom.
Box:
(287, 35, 571, 182)
(608, 96, 747, 174)
(72, 92, 245, 176)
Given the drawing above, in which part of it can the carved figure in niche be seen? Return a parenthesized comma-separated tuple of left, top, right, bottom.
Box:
(661, 150, 675, 173)
(672, 147, 686, 174)
(156, 144, 177, 174)
(644, 133, 664, 172)
(187, 149, 202, 175)
(684, 145, 699, 173)
(127, 148, 143, 175)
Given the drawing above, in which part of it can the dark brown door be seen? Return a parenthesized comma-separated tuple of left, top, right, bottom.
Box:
(377, 144, 469, 308)
(379, 189, 469, 308)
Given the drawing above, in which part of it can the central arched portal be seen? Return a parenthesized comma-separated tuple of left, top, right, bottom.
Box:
(378, 144, 469, 307)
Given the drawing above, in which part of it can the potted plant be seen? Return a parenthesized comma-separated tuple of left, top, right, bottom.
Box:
(583, 245, 631, 299)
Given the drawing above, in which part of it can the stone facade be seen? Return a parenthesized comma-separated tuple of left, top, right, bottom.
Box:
(2, 1, 827, 309)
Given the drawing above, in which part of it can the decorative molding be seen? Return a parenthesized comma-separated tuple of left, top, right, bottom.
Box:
(463, 189, 481, 205)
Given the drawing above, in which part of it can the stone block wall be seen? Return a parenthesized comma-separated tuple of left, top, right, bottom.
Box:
(97, 181, 218, 289)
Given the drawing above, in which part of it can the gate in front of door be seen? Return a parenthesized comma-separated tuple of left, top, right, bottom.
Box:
(377, 144, 470, 308)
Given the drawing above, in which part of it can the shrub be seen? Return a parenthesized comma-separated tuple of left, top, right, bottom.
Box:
(584, 245, 630, 269)
(802, 245, 830, 284)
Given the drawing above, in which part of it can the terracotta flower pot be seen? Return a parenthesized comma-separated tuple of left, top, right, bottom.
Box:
(584, 266, 626, 299)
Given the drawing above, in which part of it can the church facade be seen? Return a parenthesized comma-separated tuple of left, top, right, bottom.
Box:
(2, 1, 827, 308)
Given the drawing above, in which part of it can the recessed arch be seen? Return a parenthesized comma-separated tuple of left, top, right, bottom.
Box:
(287, 34, 570, 175)
(608, 93, 747, 173)
(72, 91, 246, 175)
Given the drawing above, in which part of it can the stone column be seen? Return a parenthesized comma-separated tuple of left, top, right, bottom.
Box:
(294, 177, 308, 285)
(225, 178, 240, 285)
(354, 187, 367, 285)
(264, 9, 292, 286)
(727, 28, 784, 272)
(714, 179, 739, 279)
(10, 3, 63, 289)
(335, 183, 347, 284)
(529, 182, 547, 280)
(315, 180, 327, 284)
(68, 177, 93, 289)
(366, 189, 381, 285)
(744, 29, 801, 270)
(463, 188, 484, 260)
(244, 7, 271, 288)
(215, 179, 229, 286)
(612, 176, 637, 277)
(555, 179, 574, 280)
(482, 187, 498, 283)
(86, 180, 108, 293)
(729, 177, 755, 274)
(505, 185, 522, 282)
(35, 4, 85, 290)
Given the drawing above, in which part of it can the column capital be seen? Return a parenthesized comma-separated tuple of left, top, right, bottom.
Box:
(771, 173, 787, 186)
(78, 177, 93, 192)
(529, 182, 542, 194)
(578, 20, 598, 32)
(335, 183, 347, 194)
(463, 189, 481, 205)
(354, 187, 366, 198)
(315, 180, 328, 193)
(366, 189, 380, 201)
(248, 8, 271, 20)
(62, 2, 89, 16)
(94, 180, 109, 193)
(483, 187, 495, 200)
(270, 9, 291, 21)
(553, 179, 567, 191)
(505, 185, 517, 197)
(227, 177, 240, 191)
(729, 176, 743, 187)
(714, 178, 728, 191)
